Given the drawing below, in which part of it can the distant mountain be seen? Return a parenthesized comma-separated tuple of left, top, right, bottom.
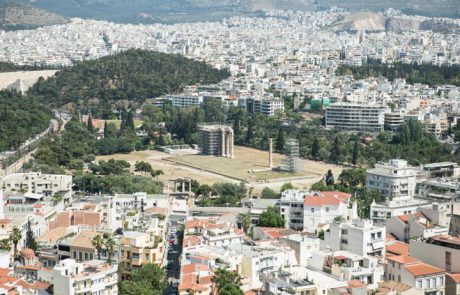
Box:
(331, 11, 460, 33)
(0, 0, 458, 24)
(0, 4, 67, 30)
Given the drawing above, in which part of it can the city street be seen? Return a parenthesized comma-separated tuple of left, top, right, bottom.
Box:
(163, 218, 183, 295)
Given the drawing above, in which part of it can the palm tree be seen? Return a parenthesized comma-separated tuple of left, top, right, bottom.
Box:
(0, 239, 11, 251)
(104, 234, 116, 263)
(9, 227, 22, 259)
(239, 212, 251, 235)
(91, 235, 104, 260)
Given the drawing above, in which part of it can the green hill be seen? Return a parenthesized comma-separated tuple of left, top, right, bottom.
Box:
(0, 90, 51, 152)
(29, 49, 230, 114)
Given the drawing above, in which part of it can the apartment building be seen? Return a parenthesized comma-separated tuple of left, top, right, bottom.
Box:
(385, 112, 405, 132)
(410, 235, 460, 273)
(278, 190, 356, 233)
(325, 103, 389, 133)
(264, 271, 317, 295)
(422, 162, 460, 179)
(58, 231, 99, 262)
(165, 94, 203, 108)
(366, 159, 417, 201)
(325, 219, 386, 257)
(228, 243, 296, 289)
(386, 213, 449, 243)
(53, 259, 118, 295)
(259, 97, 285, 116)
(119, 231, 165, 279)
(446, 273, 460, 295)
(240, 96, 285, 116)
(303, 191, 356, 233)
(0, 172, 72, 196)
(278, 189, 307, 230)
(308, 250, 384, 289)
(385, 255, 445, 295)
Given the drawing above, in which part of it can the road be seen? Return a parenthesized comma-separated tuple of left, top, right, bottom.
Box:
(163, 217, 182, 295)
(0, 113, 70, 177)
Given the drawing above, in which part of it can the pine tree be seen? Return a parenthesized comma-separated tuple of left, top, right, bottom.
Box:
(311, 136, 320, 159)
(87, 114, 94, 132)
(126, 111, 135, 131)
(275, 127, 285, 152)
(329, 137, 341, 163)
(25, 220, 37, 251)
(352, 141, 359, 166)
(103, 120, 109, 138)
(246, 118, 254, 144)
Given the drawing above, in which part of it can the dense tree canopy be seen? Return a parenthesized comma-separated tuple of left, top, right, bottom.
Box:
(0, 90, 51, 152)
(28, 49, 230, 115)
(0, 61, 50, 72)
(259, 206, 284, 227)
(336, 58, 460, 86)
(212, 268, 244, 295)
(119, 263, 166, 295)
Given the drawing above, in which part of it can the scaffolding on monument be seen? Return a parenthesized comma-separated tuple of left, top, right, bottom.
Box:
(282, 138, 302, 173)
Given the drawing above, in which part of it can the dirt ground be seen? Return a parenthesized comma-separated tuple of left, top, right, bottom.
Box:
(96, 146, 343, 193)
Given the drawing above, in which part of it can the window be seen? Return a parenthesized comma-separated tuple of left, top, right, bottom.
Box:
(326, 207, 329, 212)
(398, 275, 401, 282)
(446, 251, 452, 272)
(440, 277, 444, 286)
(311, 208, 315, 213)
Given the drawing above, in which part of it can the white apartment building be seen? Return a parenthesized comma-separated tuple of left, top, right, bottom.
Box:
(303, 191, 356, 233)
(366, 159, 417, 201)
(0, 172, 72, 196)
(279, 190, 357, 233)
(308, 250, 384, 289)
(324, 219, 386, 257)
(370, 199, 431, 226)
(386, 213, 449, 243)
(278, 189, 307, 230)
(366, 159, 431, 225)
(228, 244, 296, 289)
(259, 97, 285, 116)
(410, 235, 460, 273)
(278, 234, 321, 267)
(325, 103, 389, 133)
(53, 259, 118, 295)
(165, 94, 203, 108)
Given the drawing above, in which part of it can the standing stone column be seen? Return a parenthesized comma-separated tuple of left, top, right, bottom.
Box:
(221, 128, 226, 157)
(230, 130, 234, 158)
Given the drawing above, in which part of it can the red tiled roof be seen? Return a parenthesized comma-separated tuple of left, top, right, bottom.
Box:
(397, 212, 427, 224)
(386, 241, 409, 256)
(447, 273, 460, 283)
(348, 280, 366, 289)
(386, 255, 420, 265)
(305, 196, 341, 206)
(304, 191, 351, 206)
(404, 263, 445, 277)
(179, 273, 213, 292)
(181, 263, 209, 275)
